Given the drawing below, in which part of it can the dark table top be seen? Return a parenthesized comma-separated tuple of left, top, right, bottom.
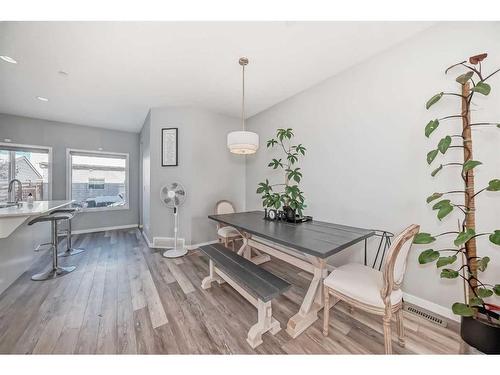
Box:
(208, 211, 374, 259)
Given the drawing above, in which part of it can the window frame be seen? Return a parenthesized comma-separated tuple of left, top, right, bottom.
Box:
(0, 141, 53, 200)
(66, 148, 130, 212)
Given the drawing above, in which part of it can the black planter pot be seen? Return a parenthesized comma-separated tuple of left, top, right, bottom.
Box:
(282, 206, 297, 222)
(460, 308, 500, 354)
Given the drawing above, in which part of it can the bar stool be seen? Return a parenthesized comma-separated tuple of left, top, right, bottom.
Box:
(49, 207, 85, 257)
(28, 214, 77, 281)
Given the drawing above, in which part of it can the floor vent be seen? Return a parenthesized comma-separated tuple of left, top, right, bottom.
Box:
(404, 302, 447, 328)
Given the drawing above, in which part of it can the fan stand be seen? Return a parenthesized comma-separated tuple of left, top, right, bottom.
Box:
(162, 206, 187, 258)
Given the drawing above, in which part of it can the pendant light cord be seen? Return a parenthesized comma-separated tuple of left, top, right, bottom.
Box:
(241, 63, 245, 130)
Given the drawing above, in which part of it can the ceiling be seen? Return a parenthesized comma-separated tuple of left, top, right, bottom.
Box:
(0, 22, 434, 132)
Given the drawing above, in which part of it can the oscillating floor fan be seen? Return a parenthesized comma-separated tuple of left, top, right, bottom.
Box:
(160, 182, 187, 258)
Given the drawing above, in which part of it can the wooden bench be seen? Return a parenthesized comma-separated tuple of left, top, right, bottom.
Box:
(200, 243, 291, 348)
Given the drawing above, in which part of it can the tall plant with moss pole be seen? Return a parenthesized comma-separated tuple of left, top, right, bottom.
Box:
(415, 53, 500, 319)
(256, 128, 307, 215)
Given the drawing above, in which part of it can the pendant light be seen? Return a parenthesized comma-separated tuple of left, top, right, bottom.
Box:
(227, 57, 259, 155)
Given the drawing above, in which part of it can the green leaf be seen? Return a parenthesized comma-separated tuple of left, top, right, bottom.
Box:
(432, 199, 450, 210)
(486, 179, 500, 191)
(469, 297, 484, 307)
(425, 119, 440, 138)
(426, 92, 444, 109)
(489, 230, 500, 245)
(287, 153, 298, 164)
(427, 149, 439, 165)
(454, 228, 475, 247)
(268, 158, 283, 169)
(431, 164, 443, 177)
(456, 71, 474, 85)
(437, 205, 453, 220)
(452, 302, 475, 317)
(436, 255, 457, 268)
(437, 136, 452, 154)
(440, 269, 459, 279)
(471, 81, 491, 95)
(426, 192, 443, 203)
(476, 288, 493, 298)
(463, 160, 482, 172)
(477, 256, 490, 272)
(431, 199, 454, 221)
(294, 144, 306, 156)
(413, 233, 436, 244)
(266, 139, 278, 148)
(493, 285, 500, 296)
(287, 168, 302, 184)
(418, 249, 440, 264)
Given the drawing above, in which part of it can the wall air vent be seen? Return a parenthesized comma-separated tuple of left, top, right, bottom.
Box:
(403, 302, 448, 328)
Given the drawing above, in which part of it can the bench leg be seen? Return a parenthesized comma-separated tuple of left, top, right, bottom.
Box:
(201, 259, 225, 289)
(246, 299, 280, 348)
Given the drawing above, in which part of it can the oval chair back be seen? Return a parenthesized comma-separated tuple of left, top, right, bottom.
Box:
(215, 200, 236, 215)
(381, 224, 420, 299)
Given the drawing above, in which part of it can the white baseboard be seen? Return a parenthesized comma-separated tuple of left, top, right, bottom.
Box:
(72, 224, 138, 235)
(152, 236, 185, 249)
(141, 230, 154, 248)
(141, 233, 216, 251)
(403, 292, 459, 322)
(186, 240, 218, 250)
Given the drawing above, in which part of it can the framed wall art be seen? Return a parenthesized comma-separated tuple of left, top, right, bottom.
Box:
(161, 127, 178, 166)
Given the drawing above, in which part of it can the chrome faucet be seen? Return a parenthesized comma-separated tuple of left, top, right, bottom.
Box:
(8, 179, 23, 204)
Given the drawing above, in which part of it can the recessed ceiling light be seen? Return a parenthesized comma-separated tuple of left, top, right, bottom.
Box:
(0, 55, 17, 64)
(36, 96, 49, 102)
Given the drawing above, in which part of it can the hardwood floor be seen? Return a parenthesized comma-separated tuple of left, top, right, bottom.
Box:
(0, 229, 464, 354)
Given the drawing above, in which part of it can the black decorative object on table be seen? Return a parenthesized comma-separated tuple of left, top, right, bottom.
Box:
(264, 207, 312, 223)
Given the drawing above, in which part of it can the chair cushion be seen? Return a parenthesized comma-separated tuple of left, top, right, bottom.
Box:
(217, 226, 241, 238)
(324, 263, 402, 308)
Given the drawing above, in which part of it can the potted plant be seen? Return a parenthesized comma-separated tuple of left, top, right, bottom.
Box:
(256, 128, 307, 221)
(414, 53, 500, 353)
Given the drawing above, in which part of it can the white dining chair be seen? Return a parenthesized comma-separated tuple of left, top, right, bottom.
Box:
(215, 200, 242, 251)
(322, 224, 420, 354)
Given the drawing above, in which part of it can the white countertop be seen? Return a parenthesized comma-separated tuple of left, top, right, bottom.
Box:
(0, 200, 75, 238)
(0, 200, 74, 218)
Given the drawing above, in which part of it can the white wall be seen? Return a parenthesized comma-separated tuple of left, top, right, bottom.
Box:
(140, 111, 152, 239)
(141, 106, 246, 245)
(246, 22, 500, 312)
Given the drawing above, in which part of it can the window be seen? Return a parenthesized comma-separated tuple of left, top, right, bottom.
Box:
(67, 149, 129, 210)
(0, 143, 51, 201)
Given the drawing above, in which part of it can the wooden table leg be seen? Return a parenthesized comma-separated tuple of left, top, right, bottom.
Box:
(286, 257, 327, 338)
(239, 233, 271, 265)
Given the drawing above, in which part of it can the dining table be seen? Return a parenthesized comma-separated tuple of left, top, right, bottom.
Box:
(208, 210, 375, 338)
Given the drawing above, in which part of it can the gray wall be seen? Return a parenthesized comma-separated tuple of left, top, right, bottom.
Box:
(245, 22, 500, 313)
(140, 106, 246, 245)
(0, 113, 140, 231)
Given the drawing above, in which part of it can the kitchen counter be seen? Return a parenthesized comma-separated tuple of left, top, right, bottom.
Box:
(0, 200, 73, 238)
